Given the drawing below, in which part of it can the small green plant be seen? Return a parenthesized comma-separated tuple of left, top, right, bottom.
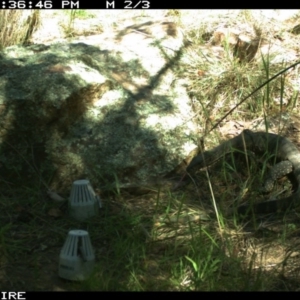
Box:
(72, 10, 96, 19)
(61, 10, 96, 37)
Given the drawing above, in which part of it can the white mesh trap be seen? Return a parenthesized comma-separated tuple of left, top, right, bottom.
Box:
(59, 229, 95, 281)
(69, 179, 101, 221)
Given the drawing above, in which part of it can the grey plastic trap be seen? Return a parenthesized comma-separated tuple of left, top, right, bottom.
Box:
(59, 230, 95, 281)
(69, 179, 101, 221)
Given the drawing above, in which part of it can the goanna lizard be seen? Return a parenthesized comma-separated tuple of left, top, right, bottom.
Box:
(186, 129, 300, 214)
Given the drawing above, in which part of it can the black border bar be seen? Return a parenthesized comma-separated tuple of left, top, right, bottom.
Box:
(0, 1, 297, 9)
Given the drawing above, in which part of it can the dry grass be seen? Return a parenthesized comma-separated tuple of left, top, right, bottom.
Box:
(0, 10, 41, 49)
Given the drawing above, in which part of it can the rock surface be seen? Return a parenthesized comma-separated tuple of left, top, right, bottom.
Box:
(0, 20, 199, 192)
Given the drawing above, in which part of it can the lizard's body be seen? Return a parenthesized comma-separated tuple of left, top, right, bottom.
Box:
(186, 129, 300, 214)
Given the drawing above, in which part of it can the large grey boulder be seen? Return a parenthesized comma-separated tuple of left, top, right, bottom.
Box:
(0, 20, 199, 193)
